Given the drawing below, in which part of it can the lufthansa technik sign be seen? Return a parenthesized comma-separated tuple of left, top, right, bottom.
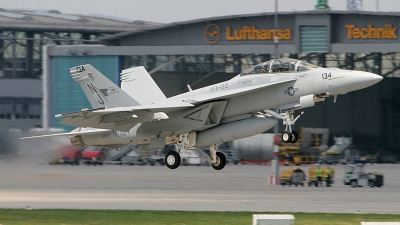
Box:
(346, 24, 397, 39)
(204, 24, 292, 44)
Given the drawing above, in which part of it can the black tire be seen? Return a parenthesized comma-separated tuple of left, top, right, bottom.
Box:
(212, 152, 226, 170)
(165, 151, 181, 169)
(290, 131, 299, 143)
(369, 180, 375, 188)
(351, 180, 357, 188)
(75, 154, 81, 165)
(281, 131, 292, 143)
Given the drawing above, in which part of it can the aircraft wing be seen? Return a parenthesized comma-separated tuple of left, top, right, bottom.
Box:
(181, 79, 296, 104)
(56, 100, 194, 131)
(56, 100, 194, 118)
(20, 128, 111, 139)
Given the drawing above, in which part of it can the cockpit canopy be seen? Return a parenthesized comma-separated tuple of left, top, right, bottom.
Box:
(240, 59, 319, 76)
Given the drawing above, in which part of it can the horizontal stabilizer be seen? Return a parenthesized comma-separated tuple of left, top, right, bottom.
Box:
(20, 129, 111, 139)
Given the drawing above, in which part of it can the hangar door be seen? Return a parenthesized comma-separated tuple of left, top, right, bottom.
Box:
(300, 26, 328, 53)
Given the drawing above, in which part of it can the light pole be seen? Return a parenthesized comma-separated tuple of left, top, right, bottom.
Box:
(270, 0, 280, 185)
(274, 0, 278, 59)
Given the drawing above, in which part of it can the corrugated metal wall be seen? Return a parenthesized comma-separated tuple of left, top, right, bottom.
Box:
(300, 26, 328, 52)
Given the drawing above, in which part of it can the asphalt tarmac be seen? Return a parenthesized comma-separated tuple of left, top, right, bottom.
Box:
(1, 160, 400, 213)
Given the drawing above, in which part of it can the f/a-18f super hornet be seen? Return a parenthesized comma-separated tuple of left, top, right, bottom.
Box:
(22, 58, 382, 170)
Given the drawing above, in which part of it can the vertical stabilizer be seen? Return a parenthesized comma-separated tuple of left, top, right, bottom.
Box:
(121, 66, 167, 105)
(70, 64, 140, 109)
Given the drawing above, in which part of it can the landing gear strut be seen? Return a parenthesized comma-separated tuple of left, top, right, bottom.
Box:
(164, 132, 227, 171)
(263, 110, 303, 144)
(210, 144, 226, 170)
(165, 132, 195, 169)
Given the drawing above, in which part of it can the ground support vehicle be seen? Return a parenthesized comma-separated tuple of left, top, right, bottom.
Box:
(82, 146, 107, 165)
(319, 151, 341, 165)
(343, 164, 384, 188)
(308, 167, 335, 187)
(61, 150, 83, 165)
(280, 168, 306, 186)
(293, 155, 317, 165)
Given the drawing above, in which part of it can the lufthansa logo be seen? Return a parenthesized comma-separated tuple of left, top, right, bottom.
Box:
(204, 24, 221, 44)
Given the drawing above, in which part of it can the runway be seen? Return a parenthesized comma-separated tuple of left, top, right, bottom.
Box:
(1, 160, 400, 213)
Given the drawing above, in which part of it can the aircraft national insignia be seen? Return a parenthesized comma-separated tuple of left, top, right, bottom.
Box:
(284, 86, 298, 96)
(99, 88, 119, 97)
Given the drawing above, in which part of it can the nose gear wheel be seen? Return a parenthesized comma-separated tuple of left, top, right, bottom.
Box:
(282, 131, 292, 143)
(290, 131, 299, 143)
(262, 110, 303, 144)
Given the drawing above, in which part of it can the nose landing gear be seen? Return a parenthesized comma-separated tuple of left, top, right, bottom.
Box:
(263, 110, 303, 144)
(281, 130, 299, 143)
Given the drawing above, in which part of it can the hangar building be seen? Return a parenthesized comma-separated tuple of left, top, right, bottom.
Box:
(0, 8, 159, 130)
(42, 10, 400, 154)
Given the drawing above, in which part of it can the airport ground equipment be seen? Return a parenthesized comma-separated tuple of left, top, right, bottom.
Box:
(280, 168, 306, 186)
(320, 136, 353, 164)
(104, 145, 136, 164)
(232, 128, 326, 165)
(82, 150, 106, 165)
(343, 164, 384, 188)
(320, 151, 341, 164)
(293, 155, 317, 165)
(308, 167, 335, 187)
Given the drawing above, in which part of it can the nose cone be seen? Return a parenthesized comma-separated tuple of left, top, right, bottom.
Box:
(371, 74, 383, 84)
(345, 71, 383, 92)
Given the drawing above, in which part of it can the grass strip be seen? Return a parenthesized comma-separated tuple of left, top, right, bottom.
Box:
(0, 209, 399, 225)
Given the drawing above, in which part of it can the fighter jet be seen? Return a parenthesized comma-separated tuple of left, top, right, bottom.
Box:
(22, 58, 382, 170)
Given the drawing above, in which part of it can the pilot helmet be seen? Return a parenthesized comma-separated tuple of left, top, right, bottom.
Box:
(263, 63, 270, 71)
(289, 62, 296, 70)
(253, 65, 262, 73)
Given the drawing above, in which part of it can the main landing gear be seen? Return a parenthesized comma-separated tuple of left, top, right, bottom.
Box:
(210, 144, 226, 170)
(164, 132, 227, 170)
(263, 110, 303, 144)
(165, 151, 181, 169)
